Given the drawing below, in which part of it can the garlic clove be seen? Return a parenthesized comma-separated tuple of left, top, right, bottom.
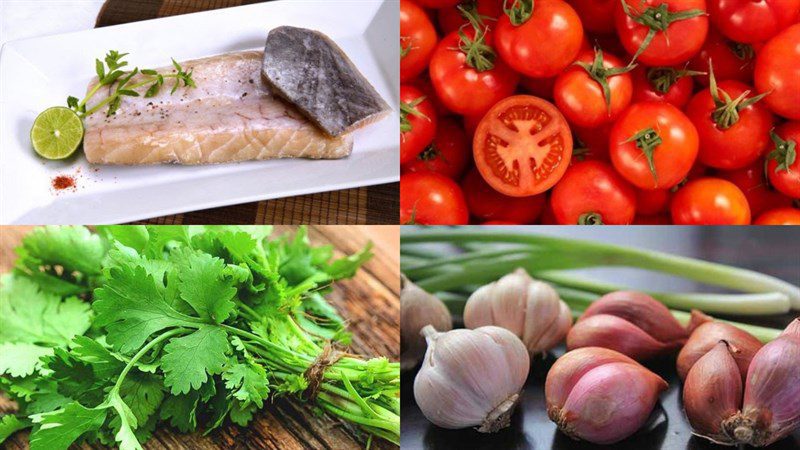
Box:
(525, 299, 572, 356)
(580, 291, 694, 345)
(683, 341, 743, 445)
(676, 321, 762, 381)
(413, 325, 530, 432)
(554, 361, 668, 444)
(727, 318, 800, 447)
(401, 275, 452, 371)
(545, 346, 639, 415)
(567, 314, 675, 360)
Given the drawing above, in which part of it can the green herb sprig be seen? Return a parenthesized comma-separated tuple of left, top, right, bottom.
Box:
(67, 50, 196, 118)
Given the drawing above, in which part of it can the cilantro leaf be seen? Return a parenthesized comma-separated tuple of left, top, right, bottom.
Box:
(0, 414, 30, 443)
(69, 336, 126, 379)
(161, 326, 229, 394)
(326, 242, 373, 280)
(223, 361, 269, 408)
(0, 343, 52, 377)
(29, 402, 107, 450)
(175, 249, 237, 323)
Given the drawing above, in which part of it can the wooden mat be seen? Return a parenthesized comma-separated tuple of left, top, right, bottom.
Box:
(96, 0, 398, 224)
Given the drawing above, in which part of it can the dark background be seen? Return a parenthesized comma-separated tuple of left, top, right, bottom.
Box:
(400, 226, 800, 450)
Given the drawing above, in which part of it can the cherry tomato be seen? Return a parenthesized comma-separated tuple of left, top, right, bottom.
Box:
(403, 118, 469, 179)
(550, 161, 637, 224)
(717, 160, 793, 218)
(709, 0, 800, 44)
(754, 207, 800, 225)
(400, 172, 469, 224)
(401, 0, 438, 82)
(686, 80, 774, 170)
(636, 188, 672, 215)
(438, 0, 503, 35)
(495, 0, 584, 78)
(482, 220, 522, 224)
(631, 66, 696, 109)
(567, 0, 617, 34)
(766, 121, 800, 198)
(610, 101, 699, 189)
(633, 214, 672, 224)
(671, 177, 751, 224)
(615, 0, 708, 66)
(429, 27, 519, 116)
(461, 169, 546, 223)
(400, 85, 438, 165)
(554, 50, 633, 128)
(416, 0, 461, 8)
(474, 95, 573, 197)
(688, 27, 755, 87)
(755, 24, 800, 120)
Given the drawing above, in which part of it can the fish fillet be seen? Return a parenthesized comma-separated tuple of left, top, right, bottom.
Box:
(262, 26, 390, 137)
(83, 51, 352, 165)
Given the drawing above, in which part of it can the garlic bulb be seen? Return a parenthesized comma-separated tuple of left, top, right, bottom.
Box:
(400, 275, 452, 371)
(413, 325, 530, 432)
(676, 320, 762, 381)
(567, 291, 709, 360)
(545, 347, 668, 444)
(464, 268, 572, 355)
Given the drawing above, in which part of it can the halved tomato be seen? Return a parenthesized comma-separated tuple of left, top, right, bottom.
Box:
(473, 95, 573, 197)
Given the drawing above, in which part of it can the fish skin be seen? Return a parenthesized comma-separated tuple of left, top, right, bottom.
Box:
(262, 26, 390, 137)
(83, 51, 352, 165)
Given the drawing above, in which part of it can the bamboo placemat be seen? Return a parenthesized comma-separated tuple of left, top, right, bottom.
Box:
(97, 0, 398, 224)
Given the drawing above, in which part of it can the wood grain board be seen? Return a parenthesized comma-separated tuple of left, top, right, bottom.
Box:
(0, 225, 400, 450)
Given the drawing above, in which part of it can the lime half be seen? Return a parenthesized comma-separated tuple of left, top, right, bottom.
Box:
(31, 107, 83, 160)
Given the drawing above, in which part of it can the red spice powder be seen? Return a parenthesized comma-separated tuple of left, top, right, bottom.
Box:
(52, 175, 76, 190)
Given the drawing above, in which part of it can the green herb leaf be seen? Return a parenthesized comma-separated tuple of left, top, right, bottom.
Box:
(161, 326, 229, 395)
(29, 402, 107, 450)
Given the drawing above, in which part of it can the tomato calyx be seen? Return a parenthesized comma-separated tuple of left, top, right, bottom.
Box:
(400, 36, 413, 59)
(646, 67, 704, 94)
(766, 131, 797, 173)
(503, 0, 534, 26)
(727, 42, 754, 61)
(707, 62, 768, 130)
(578, 212, 604, 225)
(400, 96, 430, 133)
(621, 2, 706, 64)
(625, 127, 663, 183)
(574, 49, 636, 113)
(416, 144, 449, 165)
(454, 6, 497, 71)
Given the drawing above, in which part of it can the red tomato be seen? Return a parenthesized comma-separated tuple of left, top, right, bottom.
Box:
(709, 0, 800, 44)
(482, 220, 522, 224)
(550, 161, 637, 224)
(671, 178, 751, 224)
(717, 160, 793, 217)
(495, 0, 584, 78)
(636, 188, 672, 215)
(407, 76, 451, 116)
(615, 0, 708, 66)
(610, 101, 699, 189)
(553, 50, 633, 128)
(401, 0, 438, 82)
(755, 24, 800, 120)
(400, 85, 438, 165)
(474, 95, 573, 197)
(754, 207, 800, 225)
(400, 172, 469, 224)
(429, 27, 519, 116)
(461, 169, 546, 223)
(631, 66, 696, 109)
(403, 118, 469, 179)
(567, 0, 617, 34)
(766, 121, 800, 198)
(633, 214, 672, 224)
(416, 0, 461, 8)
(688, 27, 755, 87)
(686, 80, 775, 170)
(438, 0, 503, 35)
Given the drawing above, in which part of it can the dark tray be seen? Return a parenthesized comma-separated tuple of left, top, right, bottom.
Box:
(400, 227, 800, 450)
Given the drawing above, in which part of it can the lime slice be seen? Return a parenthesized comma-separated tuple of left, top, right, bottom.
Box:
(30, 107, 84, 160)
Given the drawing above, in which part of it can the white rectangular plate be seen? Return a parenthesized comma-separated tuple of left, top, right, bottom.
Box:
(0, 0, 399, 224)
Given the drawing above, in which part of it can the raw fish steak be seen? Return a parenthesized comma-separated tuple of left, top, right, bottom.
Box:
(261, 26, 390, 137)
(83, 51, 352, 165)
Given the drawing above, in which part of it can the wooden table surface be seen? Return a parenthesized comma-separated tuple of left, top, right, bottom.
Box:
(0, 225, 400, 450)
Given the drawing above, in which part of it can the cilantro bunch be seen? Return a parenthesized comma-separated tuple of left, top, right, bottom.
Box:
(0, 226, 399, 449)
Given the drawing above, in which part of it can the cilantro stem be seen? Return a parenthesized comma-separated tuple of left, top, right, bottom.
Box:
(81, 74, 185, 118)
(112, 328, 187, 393)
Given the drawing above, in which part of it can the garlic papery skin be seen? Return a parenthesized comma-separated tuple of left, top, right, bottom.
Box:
(545, 347, 668, 444)
(725, 318, 800, 447)
(567, 291, 709, 360)
(413, 325, 530, 432)
(400, 275, 452, 371)
(463, 268, 572, 355)
(676, 321, 762, 381)
(683, 341, 743, 445)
